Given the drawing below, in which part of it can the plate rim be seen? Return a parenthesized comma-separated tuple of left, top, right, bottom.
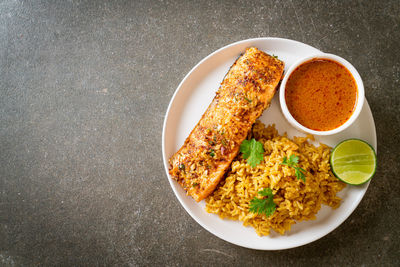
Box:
(162, 37, 377, 250)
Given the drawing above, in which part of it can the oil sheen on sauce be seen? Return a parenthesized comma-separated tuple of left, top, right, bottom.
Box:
(285, 59, 358, 131)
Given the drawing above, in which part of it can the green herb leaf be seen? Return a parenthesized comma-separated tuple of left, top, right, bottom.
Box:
(280, 155, 306, 182)
(282, 154, 298, 165)
(295, 168, 306, 182)
(209, 149, 215, 157)
(244, 96, 252, 103)
(291, 155, 299, 164)
(178, 164, 185, 170)
(249, 188, 276, 217)
(192, 182, 199, 188)
(240, 138, 264, 167)
(272, 54, 278, 59)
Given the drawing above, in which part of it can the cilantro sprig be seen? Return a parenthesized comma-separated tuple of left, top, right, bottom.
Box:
(243, 96, 252, 103)
(280, 155, 307, 182)
(240, 138, 264, 167)
(249, 188, 276, 217)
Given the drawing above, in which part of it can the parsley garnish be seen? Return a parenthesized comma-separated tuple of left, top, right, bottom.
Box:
(249, 188, 276, 217)
(178, 164, 185, 170)
(209, 149, 215, 157)
(280, 155, 306, 182)
(240, 138, 264, 167)
(192, 182, 199, 188)
(272, 54, 278, 59)
(244, 96, 252, 103)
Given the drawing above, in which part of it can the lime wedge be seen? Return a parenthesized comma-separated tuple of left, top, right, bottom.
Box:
(330, 139, 377, 185)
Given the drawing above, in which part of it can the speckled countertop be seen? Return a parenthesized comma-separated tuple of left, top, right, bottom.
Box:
(1, 0, 399, 266)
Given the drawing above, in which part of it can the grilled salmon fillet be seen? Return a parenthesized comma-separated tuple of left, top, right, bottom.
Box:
(169, 47, 284, 202)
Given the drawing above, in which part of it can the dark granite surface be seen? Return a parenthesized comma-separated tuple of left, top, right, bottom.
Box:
(1, 0, 399, 266)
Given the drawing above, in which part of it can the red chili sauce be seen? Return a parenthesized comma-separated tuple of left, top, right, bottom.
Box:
(285, 59, 357, 131)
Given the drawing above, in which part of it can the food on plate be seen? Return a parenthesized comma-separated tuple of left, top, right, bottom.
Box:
(285, 59, 357, 131)
(169, 47, 284, 202)
(330, 139, 376, 185)
(205, 121, 346, 236)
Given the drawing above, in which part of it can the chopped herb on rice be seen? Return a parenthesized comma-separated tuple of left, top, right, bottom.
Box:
(205, 120, 346, 236)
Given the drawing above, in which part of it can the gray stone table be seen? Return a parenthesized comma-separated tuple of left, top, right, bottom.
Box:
(1, 0, 399, 266)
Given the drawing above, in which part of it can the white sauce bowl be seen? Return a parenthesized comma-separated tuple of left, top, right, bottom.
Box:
(279, 53, 365, 136)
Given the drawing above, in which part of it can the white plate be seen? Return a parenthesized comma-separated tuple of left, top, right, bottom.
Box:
(162, 38, 377, 250)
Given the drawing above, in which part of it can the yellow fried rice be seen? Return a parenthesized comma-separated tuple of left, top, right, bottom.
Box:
(205, 120, 346, 236)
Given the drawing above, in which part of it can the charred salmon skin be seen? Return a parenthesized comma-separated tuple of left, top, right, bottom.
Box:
(169, 47, 284, 202)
